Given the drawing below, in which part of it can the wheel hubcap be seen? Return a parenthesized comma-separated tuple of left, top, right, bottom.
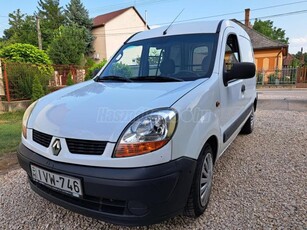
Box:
(200, 153, 213, 207)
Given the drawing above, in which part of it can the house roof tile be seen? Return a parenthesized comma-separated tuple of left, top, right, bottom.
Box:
(93, 6, 147, 28)
(93, 7, 132, 28)
(232, 19, 288, 51)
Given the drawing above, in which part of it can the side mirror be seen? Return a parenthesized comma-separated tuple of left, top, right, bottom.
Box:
(223, 62, 256, 86)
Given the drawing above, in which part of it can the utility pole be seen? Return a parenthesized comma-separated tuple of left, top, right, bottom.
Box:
(36, 16, 42, 50)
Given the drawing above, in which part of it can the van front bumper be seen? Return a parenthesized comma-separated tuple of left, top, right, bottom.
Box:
(17, 143, 196, 226)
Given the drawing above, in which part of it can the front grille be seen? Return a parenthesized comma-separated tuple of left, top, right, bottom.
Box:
(66, 138, 107, 155)
(32, 129, 53, 147)
(31, 179, 127, 215)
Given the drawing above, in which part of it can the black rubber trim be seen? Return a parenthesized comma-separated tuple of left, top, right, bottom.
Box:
(17, 143, 197, 226)
(216, 20, 224, 33)
(223, 103, 253, 143)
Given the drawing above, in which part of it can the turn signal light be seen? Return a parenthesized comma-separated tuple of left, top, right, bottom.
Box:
(114, 140, 168, 158)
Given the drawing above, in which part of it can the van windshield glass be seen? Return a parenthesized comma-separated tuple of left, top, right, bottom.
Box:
(98, 34, 217, 82)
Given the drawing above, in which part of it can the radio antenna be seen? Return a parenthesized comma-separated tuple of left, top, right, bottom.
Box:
(163, 9, 184, 35)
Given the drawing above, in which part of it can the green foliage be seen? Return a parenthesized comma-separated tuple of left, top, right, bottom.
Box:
(0, 43, 51, 64)
(256, 73, 263, 84)
(268, 74, 277, 84)
(37, 0, 65, 49)
(4, 62, 52, 100)
(3, 9, 37, 46)
(85, 59, 107, 80)
(66, 73, 74, 85)
(294, 51, 307, 65)
(0, 111, 24, 156)
(0, 43, 53, 100)
(65, 0, 94, 55)
(48, 25, 87, 65)
(110, 63, 132, 77)
(253, 19, 289, 44)
(65, 0, 92, 28)
(32, 75, 45, 101)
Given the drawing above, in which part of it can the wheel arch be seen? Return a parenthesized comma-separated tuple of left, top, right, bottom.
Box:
(254, 96, 258, 112)
(204, 135, 218, 164)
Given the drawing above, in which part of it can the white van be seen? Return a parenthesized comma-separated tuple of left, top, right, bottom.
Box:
(18, 20, 257, 226)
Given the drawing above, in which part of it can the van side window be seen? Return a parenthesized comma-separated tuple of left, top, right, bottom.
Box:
(224, 34, 241, 71)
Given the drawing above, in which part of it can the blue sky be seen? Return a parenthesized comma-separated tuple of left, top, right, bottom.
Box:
(0, 0, 306, 54)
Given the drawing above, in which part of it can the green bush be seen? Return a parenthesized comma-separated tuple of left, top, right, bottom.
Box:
(0, 43, 53, 100)
(66, 73, 74, 86)
(0, 43, 51, 65)
(85, 59, 107, 81)
(256, 73, 263, 84)
(110, 63, 132, 78)
(32, 75, 45, 101)
(268, 74, 277, 84)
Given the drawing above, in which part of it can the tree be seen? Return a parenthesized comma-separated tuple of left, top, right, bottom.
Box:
(48, 25, 86, 65)
(32, 74, 45, 101)
(294, 51, 307, 65)
(253, 19, 289, 44)
(2, 9, 37, 46)
(37, 0, 65, 49)
(65, 0, 92, 28)
(65, 0, 93, 55)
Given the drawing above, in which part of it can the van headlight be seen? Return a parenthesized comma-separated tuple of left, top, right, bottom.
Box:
(22, 101, 38, 139)
(113, 109, 177, 158)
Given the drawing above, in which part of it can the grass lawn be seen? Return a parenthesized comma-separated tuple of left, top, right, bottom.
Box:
(0, 111, 24, 156)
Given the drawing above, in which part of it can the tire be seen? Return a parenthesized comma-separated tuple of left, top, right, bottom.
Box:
(240, 107, 255, 134)
(184, 144, 214, 217)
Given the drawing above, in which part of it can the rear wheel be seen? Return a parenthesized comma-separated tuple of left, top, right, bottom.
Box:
(184, 144, 213, 217)
(240, 107, 255, 134)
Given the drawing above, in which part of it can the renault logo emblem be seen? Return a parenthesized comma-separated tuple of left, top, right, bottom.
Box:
(52, 139, 61, 156)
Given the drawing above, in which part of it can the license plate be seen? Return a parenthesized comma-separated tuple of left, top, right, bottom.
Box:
(31, 165, 83, 197)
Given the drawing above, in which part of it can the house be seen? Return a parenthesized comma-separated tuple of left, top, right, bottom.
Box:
(234, 10, 288, 71)
(92, 7, 149, 61)
(233, 9, 288, 82)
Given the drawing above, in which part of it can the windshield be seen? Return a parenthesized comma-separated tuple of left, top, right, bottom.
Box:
(98, 34, 217, 82)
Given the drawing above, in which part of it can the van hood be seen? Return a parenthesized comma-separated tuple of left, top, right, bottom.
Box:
(28, 79, 205, 142)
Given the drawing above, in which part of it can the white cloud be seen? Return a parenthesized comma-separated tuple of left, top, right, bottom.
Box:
(290, 36, 307, 45)
(289, 36, 307, 53)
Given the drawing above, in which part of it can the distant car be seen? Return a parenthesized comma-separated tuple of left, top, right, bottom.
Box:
(18, 20, 257, 226)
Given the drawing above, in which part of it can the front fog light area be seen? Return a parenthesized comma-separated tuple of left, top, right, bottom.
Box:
(114, 109, 177, 158)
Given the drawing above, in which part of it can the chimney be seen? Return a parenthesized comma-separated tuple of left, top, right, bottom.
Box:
(245, 8, 251, 27)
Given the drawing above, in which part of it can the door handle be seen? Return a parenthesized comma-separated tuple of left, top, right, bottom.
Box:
(241, 84, 246, 93)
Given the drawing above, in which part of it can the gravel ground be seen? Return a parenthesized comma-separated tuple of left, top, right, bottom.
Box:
(1, 96, 307, 229)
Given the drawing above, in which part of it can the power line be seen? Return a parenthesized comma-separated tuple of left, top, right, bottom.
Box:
(249, 9, 307, 21)
(252, 0, 307, 12)
(88, 0, 176, 14)
(153, 1, 307, 25)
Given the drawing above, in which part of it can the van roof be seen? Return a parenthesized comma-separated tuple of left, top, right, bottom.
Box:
(128, 20, 238, 42)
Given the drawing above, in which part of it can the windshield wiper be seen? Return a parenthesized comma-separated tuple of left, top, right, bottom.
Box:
(130, 76, 183, 82)
(96, 75, 133, 82)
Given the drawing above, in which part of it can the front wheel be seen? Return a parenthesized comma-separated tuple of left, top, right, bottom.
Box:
(240, 107, 255, 134)
(184, 144, 214, 217)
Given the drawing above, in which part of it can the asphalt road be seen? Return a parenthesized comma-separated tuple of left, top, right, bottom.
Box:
(257, 89, 307, 111)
